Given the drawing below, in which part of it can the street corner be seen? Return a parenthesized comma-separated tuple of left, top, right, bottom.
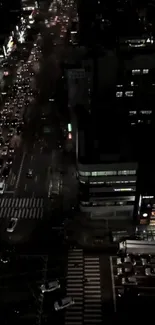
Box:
(76, 231, 92, 247)
(1, 219, 37, 246)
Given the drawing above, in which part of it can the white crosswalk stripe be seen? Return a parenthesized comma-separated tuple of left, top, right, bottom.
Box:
(0, 198, 44, 219)
(65, 248, 83, 325)
(84, 256, 102, 325)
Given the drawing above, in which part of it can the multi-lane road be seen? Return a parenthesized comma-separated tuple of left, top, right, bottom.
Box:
(0, 0, 78, 247)
(3, 0, 77, 200)
(10, 137, 52, 197)
(0, 2, 84, 324)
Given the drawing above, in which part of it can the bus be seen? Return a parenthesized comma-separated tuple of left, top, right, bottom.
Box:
(119, 240, 155, 255)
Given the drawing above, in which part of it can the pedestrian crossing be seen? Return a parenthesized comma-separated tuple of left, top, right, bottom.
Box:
(65, 249, 102, 325)
(0, 198, 44, 219)
(84, 256, 102, 325)
(65, 248, 83, 325)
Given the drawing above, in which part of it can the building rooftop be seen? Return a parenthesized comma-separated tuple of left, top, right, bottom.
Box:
(138, 164, 155, 195)
(124, 53, 155, 71)
(78, 110, 138, 165)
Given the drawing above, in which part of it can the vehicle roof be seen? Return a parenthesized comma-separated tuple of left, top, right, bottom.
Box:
(62, 297, 72, 304)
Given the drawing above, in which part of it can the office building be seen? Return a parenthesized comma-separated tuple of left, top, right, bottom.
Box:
(77, 110, 138, 219)
(66, 67, 89, 146)
(115, 66, 155, 128)
(75, 0, 155, 223)
(116, 3, 155, 52)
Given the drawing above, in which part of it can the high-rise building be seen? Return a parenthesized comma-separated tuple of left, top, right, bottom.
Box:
(77, 109, 138, 219)
(75, 0, 155, 223)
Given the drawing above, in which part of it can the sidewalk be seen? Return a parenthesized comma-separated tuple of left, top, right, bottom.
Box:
(74, 213, 134, 232)
(65, 212, 135, 250)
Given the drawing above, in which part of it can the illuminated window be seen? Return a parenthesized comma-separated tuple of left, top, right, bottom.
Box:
(116, 91, 123, 97)
(79, 170, 136, 177)
(125, 91, 133, 97)
(140, 110, 152, 114)
(91, 171, 117, 176)
(143, 69, 149, 74)
(118, 170, 136, 176)
(90, 171, 118, 176)
(79, 171, 91, 176)
(132, 69, 140, 75)
(146, 37, 154, 44)
(129, 111, 136, 115)
(91, 172, 98, 176)
(114, 188, 134, 192)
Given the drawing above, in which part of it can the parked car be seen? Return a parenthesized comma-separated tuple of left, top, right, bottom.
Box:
(41, 280, 60, 293)
(145, 267, 155, 276)
(7, 218, 18, 233)
(122, 277, 137, 286)
(54, 297, 74, 311)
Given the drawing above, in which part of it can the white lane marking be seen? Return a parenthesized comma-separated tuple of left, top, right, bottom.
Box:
(31, 155, 33, 160)
(110, 256, 117, 313)
(24, 184, 27, 191)
(15, 151, 26, 190)
(35, 175, 38, 182)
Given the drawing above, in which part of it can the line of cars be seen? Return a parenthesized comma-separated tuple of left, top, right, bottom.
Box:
(0, 47, 38, 193)
(40, 279, 74, 312)
(113, 254, 155, 311)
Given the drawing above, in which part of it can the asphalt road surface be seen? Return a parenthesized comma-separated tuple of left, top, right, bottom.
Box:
(0, 252, 67, 324)
(3, 0, 77, 201)
(14, 137, 52, 197)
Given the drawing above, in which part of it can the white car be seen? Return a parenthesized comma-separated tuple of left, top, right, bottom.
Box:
(117, 268, 123, 275)
(54, 297, 74, 311)
(124, 256, 131, 263)
(141, 258, 147, 266)
(117, 258, 122, 265)
(145, 268, 155, 276)
(122, 276, 137, 285)
(7, 217, 18, 233)
(41, 280, 60, 293)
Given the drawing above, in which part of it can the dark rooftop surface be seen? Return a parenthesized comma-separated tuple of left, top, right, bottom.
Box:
(78, 110, 138, 165)
(78, 0, 155, 46)
(138, 164, 155, 195)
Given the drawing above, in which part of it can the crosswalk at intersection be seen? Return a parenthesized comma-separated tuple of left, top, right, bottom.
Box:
(65, 248, 102, 325)
(0, 198, 44, 219)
